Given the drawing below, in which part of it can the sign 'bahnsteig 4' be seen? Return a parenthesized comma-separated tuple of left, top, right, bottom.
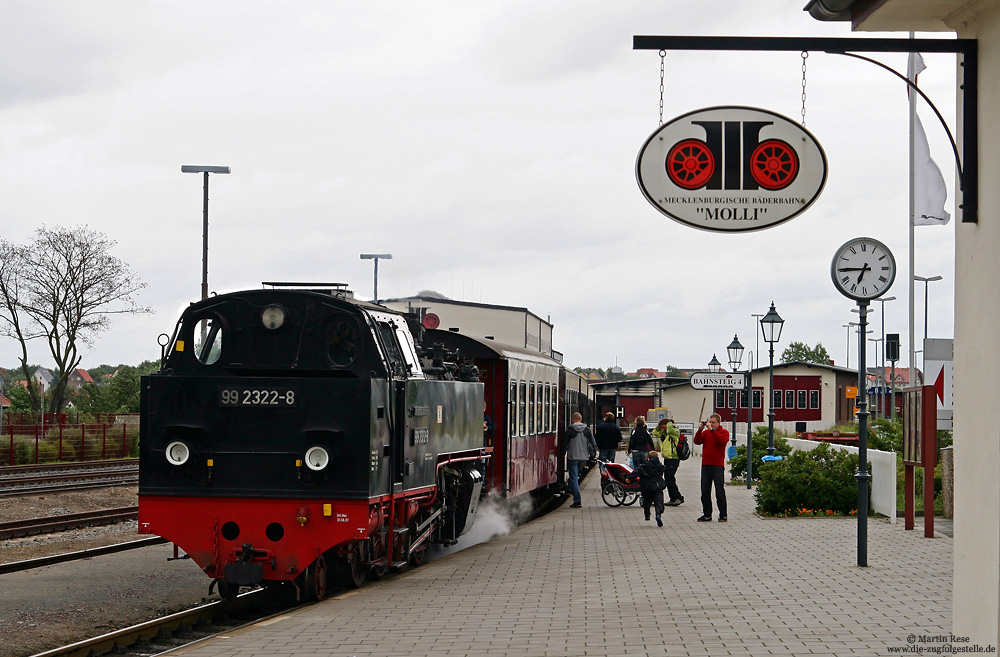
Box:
(636, 106, 827, 232)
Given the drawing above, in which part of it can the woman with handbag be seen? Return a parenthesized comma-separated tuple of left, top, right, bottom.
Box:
(628, 417, 654, 467)
(652, 418, 684, 507)
(628, 450, 666, 526)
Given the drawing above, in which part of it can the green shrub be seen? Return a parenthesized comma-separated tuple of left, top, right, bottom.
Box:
(729, 426, 792, 480)
(755, 443, 871, 516)
(869, 418, 902, 452)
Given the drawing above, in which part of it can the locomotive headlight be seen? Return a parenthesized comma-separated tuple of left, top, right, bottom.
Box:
(304, 446, 330, 471)
(165, 441, 191, 466)
(261, 304, 287, 330)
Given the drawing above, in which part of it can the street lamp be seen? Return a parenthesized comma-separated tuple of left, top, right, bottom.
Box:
(725, 335, 748, 485)
(914, 275, 943, 348)
(708, 354, 721, 373)
(759, 302, 784, 457)
(751, 313, 765, 365)
(868, 337, 883, 418)
(360, 253, 392, 304)
(842, 322, 860, 368)
(873, 296, 896, 420)
(181, 165, 231, 302)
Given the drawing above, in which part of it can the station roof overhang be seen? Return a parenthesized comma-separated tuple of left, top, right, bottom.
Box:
(804, 0, 970, 32)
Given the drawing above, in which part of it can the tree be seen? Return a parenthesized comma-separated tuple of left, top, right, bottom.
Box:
(780, 341, 831, 365)
(0, 226, 151, 412)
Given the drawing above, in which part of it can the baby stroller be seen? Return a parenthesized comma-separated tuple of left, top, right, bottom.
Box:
(598, 459, 640, 507)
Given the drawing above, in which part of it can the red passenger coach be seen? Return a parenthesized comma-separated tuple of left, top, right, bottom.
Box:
(422, 330, 562, 499)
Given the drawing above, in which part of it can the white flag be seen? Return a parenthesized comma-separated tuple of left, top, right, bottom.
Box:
(908, 52, 950, 226)
(913, 113, 951, 226)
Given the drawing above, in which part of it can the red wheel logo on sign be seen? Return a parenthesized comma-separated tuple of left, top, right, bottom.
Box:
(749, 139, 798, 190)
(422, 313, 440, 330)
(665, 139, 715, 189)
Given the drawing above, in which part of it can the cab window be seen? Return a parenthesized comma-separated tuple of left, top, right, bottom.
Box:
(194, 317, 222, 365)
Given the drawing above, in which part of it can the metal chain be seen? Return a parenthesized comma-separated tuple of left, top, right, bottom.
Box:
(800, 51, 809, 128)
(659, 50, 666, 126)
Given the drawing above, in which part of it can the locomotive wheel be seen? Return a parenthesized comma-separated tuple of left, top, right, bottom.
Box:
(665, 139, 715, 190)
(338, 549, 367, 589)
(623, 490, 640, 506)
(601, 482, 625, 507)
(750, 139, 798, 190)
(409, 546, 427, 567)
(302, 554, 328, 602)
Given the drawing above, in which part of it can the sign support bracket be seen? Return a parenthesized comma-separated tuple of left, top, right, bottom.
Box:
(633, 35, 978, 224)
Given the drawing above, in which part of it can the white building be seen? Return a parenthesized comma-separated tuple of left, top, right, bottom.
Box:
(381, 292, 557, 360)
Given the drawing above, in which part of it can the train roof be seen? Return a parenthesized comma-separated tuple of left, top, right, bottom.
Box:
(422, 329, 560, 367)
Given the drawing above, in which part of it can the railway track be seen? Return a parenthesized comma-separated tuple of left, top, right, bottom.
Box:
(0, 506, 139, 540)
(0, 458, 138, 476)
(0, 463, 139, 497)
(31, 588, 305, 657)
(0, 536, 167, 574)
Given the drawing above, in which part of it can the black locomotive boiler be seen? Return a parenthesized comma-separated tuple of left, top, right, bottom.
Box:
(138, 284, 491, 600)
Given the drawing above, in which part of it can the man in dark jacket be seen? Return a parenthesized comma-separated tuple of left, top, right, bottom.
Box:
(594, 412, 621, 463)
(629, 451, 666, 526)
(562, 413, 597, 508)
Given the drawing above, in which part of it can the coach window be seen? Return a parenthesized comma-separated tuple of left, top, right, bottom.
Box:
(528, 383, 535, 435)
(810, 390, 820, 409)
(194, 317, 222, 366)
(551, 389, 558, 432)
(535, 383, 542, 433)
(798, 390, 807, 409)
(508, 380, 517, 436)
(519, 381, 527, 436)
(772, 389, 782, 409)
(543, 384, 550, 432)
(785, 390, 795, 409)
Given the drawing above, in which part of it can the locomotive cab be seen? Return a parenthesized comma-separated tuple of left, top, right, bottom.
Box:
(139, 284, 488, 599)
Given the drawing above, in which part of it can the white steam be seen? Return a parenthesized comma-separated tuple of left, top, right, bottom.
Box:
(428, 494, 535, 561)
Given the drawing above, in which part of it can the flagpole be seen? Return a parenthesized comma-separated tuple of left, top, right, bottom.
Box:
(908, 33, 917, 391)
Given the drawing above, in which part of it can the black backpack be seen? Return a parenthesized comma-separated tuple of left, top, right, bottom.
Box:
(676, 435, 691, 461)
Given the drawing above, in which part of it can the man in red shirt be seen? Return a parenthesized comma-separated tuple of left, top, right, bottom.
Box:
(694, 413, 729, 522)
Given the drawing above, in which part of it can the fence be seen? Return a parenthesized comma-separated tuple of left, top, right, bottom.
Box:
(0, 422, 140, 466)
(786, 438, 897, 524)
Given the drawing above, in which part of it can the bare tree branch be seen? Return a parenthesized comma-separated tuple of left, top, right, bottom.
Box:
(4, 226, 151, 411)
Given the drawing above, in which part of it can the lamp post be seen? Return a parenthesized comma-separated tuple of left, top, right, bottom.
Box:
(708, 354, 721, 373)
(868, 337, 883, 418)
(759, 302, 784, 457)
(914, 275, 943, 355)
(727, 335, 751, 486)
(360, 253, 392, 304)
(874, 295, 896, 420)
(843, 322, 860, 368)
(751, 313, 764, 365)
(181, 165, 231, 302)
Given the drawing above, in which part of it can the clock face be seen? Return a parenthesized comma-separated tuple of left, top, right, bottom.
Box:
(831, 237, 896, 301)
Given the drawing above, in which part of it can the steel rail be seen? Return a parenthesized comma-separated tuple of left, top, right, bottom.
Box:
(0, 506, 139, 539)
(0, 537, 167, 574)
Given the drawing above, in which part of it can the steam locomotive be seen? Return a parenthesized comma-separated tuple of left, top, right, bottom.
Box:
(138, 283, 592, 600)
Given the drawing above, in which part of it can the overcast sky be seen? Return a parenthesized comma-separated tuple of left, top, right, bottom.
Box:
(0, 1, 958, 376)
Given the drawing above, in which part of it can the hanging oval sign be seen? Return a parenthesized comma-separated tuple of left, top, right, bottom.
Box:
(636, 106, 827, 232)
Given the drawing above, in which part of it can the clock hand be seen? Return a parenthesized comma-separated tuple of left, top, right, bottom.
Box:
(837, 267, 866, 272)
(856, 263, 871, 284)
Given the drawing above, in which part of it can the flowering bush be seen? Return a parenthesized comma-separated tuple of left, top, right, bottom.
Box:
(754, 443, 870, 516)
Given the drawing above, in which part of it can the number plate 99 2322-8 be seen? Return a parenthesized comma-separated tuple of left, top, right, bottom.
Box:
(220, 388, 297, 407)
